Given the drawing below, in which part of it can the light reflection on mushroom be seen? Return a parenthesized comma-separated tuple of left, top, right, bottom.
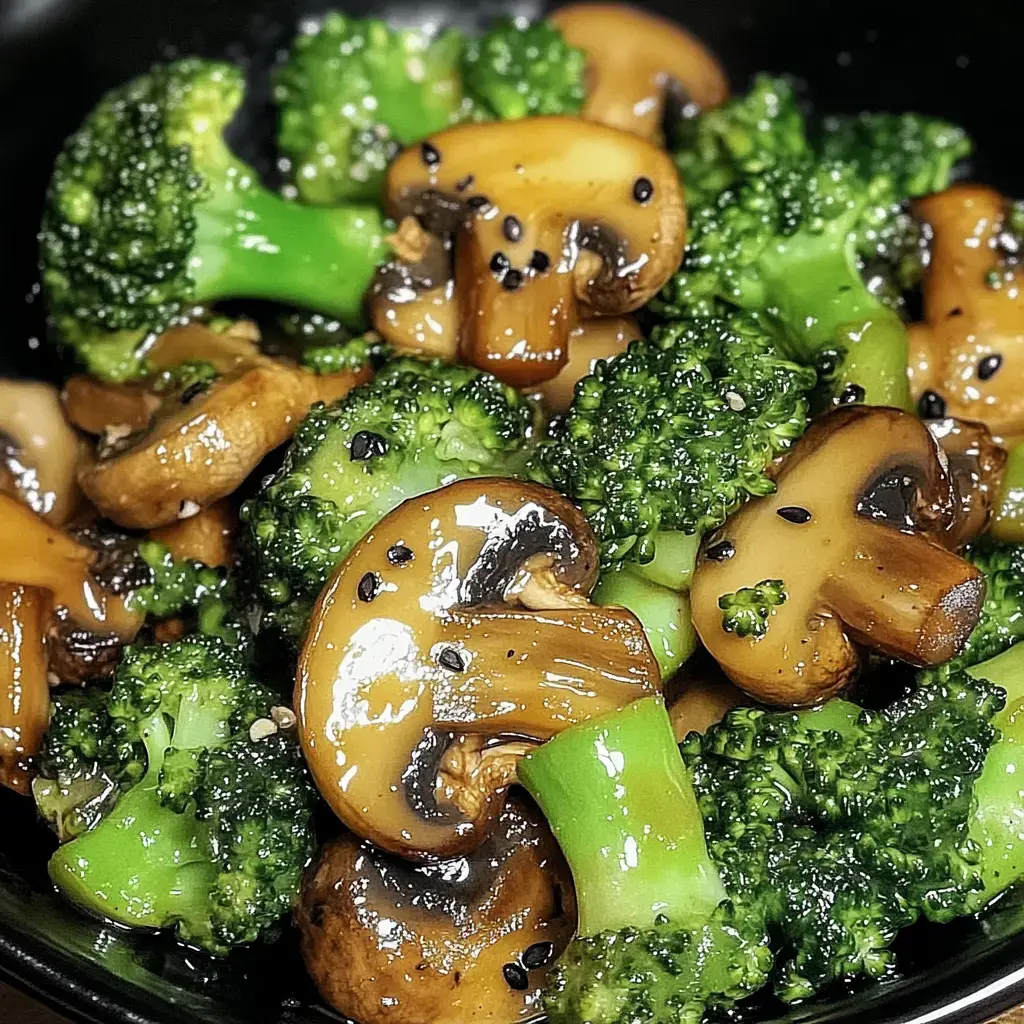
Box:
(297, 478, 659, 860)
(691, 407, 985, 706)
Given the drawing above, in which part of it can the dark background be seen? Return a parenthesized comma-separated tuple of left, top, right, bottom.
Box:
(4, 1, 1024, 1022)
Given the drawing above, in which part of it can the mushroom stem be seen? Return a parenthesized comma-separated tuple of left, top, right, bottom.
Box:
(820, 521, 985, 666)
(0, 584, 51, 796)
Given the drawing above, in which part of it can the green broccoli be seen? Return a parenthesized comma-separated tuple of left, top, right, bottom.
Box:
(299, 334, 388, 375)
(461, 17, 586, 121)
(242, 358, 537, 637)
(523, 640, 1024, 1022)
(41, 58, 390, 381)
(39, 636, 315, 954)
(274, 14, 467, 204)
(718, 579, 787, 638)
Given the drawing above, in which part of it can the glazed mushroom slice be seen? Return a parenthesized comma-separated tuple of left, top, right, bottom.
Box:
(148, 498, 237, 568)
(386, 118, 685, 388)
(0, 379, 83, 526)
(79, 356, 371, 529)
(297, 478, 659, 860)
(551, 4, 728, 140)
(0, 584, 51, 795)
(908, 185, 1024, 444)
(296, 796, 575, 1024)
(926, 417, 1007, 550)
(61, 376, 161, 438)
(690, 407, 985, 706)
(371, 279, 460, 361)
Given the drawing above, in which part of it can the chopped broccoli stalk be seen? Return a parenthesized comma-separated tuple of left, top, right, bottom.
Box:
(274, 14, 466, 204)
(592, 567, 696, 679)
(520, 697, 772, 1024)
(242, 358, 537, 636)
(719, 579, 787, 639)
(42, 637, 315, 954)
(530, 315, 815, 569)
(992, 444, 1024, 543)
(461, 18, 586, 120)
(41, 58, 389, 380)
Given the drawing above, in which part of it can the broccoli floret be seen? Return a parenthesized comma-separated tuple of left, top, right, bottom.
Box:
(242, 358, 537, 637)
(300, 334, 388, 375)
(274, 14, 466, 204)
(461, 17, 586, 121)
(42, 636, 315, 954)
(41, 58, 390, 381)
(672, 75, 810, 209)
(520, 697, 774, 1024)
(523, 646, 1024, 1021)
(718, 579, 787, 638)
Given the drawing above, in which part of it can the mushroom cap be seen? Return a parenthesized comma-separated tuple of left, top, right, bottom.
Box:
(386, 117, 685, 387)
(0, 379, 83, 527)
(371, 279, 460, 362)
(0, 584, 51, 795)
(551, 4, 729, 140)
(908, 184, 1024, 445)
(148, 498, 237, 568)
(79, 358, 370, 529)
(62, 376, 161, 437)
(691, 407, 986, 706)
(296, 796, 575, 1024)
(297, 477, 659, 860)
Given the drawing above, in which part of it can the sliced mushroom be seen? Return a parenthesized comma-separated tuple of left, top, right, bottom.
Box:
(62, 376, 161, 438)
(297, 478, 659, 860)
(386, 118, 685, 387)
(665, 655, 746, 740)
(148, 499, 237, 568)
(0, 379, 83, 526)
(909, 185, 1024, 445)
(79, 357, 371, 529)
(371, 279, 460, 361)
(147, 320, 264, 373)
(0, 584, 51, 795)
(552, 4, 728, 141)
(926, 417, 1007, 549)
(690, 407, 985, 706)
(535, 316, 638, 413)
(296, 795, 575, 1024)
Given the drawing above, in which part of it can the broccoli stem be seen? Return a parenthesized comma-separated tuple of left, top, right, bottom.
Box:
(760, 238, 912, 409)
(632, 530, 700, 590)
(519, 696, 726, 936)
(592, 567, 696, 679)
(992, 441, 1024, 543)
(192, 186, 389, 327)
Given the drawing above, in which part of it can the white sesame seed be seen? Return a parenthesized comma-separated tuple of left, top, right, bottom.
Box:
(270, 706, 297, 730)
(249, 718, 279, 742)
(726, 391, 747, 411)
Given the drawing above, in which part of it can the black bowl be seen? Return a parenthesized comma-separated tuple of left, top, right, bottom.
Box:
(4, 1, 1024, 1021)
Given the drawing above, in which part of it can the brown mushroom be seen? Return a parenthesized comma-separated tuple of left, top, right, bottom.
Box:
(0, 584, 51, 795)
(385, 118, 685, 388)
(296, 795, 575, 1024)
(690, 407, 985, 706)
(551, 4, 728, 141)
(371, 280, 460, 361)
(664, 655, 746, 740)
(62, 376, 161, 438)
(535, 316, 638, 413)
(148, 498, 237, 568)
(79, 356, 371, 529)
(297, 478, 659, 860)
(0, 379, 83, 526)
(908, 184, 1024, 445)
(926, 417, 1007, 549)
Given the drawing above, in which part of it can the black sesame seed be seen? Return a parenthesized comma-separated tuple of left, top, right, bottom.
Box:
(522, 941, 555, 970)
(502, 963, 529, 991)
(387, 544, 414, 565)
(838, 383, 866, 405)
(490, 252, 510, 276)
(948, 306, 964, 318)
(350, 430, 388, 461)
(180, 381, 208, 405)
(978, 354, 1003, 381)
(503, 215, 522, 243)
(455, 174, 474, 192)
(705, 540, 735, 561)
(633, 176, 654, 204)
(917, 389, 947, 420)
(357, 572, 378, 602)
(421, 141, 441, 168)
(468, 195, 490, 210)
(502, 269, 523, 292)
(438, 647, 465, 673)
(777, 506, 812, 524)
(529, 250, 550, 273)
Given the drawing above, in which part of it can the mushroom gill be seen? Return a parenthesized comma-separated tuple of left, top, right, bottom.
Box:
(297, 478, 659, 860)
(690, 407, 985, 706)
(385, 118, 685, 388)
